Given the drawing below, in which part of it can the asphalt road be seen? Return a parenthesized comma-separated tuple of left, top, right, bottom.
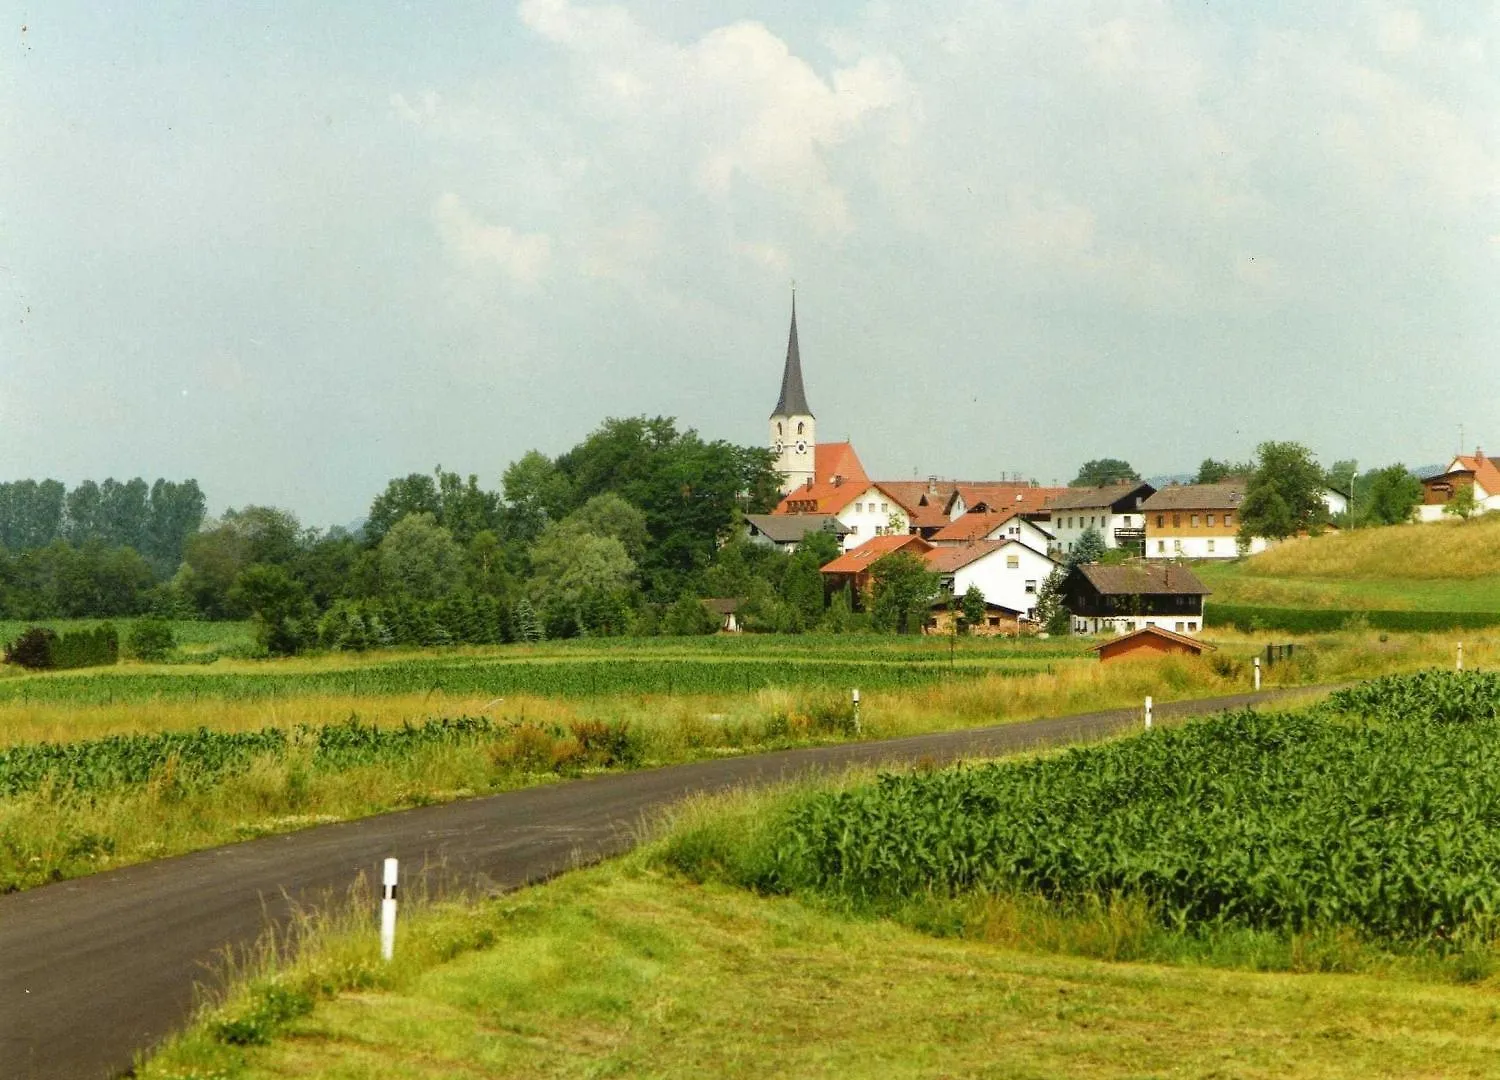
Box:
(0, 686, 1316, 1079)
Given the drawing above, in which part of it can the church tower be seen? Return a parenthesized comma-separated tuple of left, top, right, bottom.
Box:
(769, 295, 815, 495)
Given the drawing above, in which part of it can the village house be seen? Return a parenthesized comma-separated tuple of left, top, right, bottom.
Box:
(818, 534, 933, 601)
(944, 482, 1065, 523)
(1043, 482, 1155, 557)
(1061, 562, 1211, 636)
(924, 598, 1025, 637)
(877, 478, 960, 538)
(1140, 484, 1265, 559)
(742, 513, 850, 553)
(1089, 624, 1215, 662)
(1417, 449, 1500, 521)
(928, 507, 1054, 556)
(923, 539, 1060, 622)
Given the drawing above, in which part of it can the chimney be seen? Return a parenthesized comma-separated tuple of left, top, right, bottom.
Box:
(927, 475, 939, 496)
(1476, 447, 1485, 465)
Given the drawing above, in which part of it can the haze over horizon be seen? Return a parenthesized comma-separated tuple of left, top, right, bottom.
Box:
(3, 0, 1496, 526)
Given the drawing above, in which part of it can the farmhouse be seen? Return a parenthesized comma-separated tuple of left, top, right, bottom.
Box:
(1140, 484, 1266, 559)
(1044, 482, 1156, 557)
(1090, 624, 1215, 662)
(743, 513, 850, 553)
(1417, 449, 1500, 521)
(1061, 562, 1210, 636)
(923, 540, 1059, 622)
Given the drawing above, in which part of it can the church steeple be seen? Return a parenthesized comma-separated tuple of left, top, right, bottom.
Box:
(769, 292, 816, 495)
(772, 294, 813, 418)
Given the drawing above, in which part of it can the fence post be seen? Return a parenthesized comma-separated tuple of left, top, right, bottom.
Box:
(1253, 656, 1261, 692)
(1458, 642, 1464, 672)
(380, 858, 399, 961)
(1144, 695, 1153, 730)
(851, 688, 861, 735)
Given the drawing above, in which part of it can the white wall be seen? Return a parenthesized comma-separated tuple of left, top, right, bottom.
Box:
(1145, 533, 1266, 558)
(947, 543, 1059, 619)
(1072, 614, 1204, 636)
(770, 414, 814, 493)
(835, 488, 910, 551)
(1048, 508, 1146, 554)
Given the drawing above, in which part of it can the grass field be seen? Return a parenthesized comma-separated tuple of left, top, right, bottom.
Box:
(0, 618, 256, 655)
(140, 866, 1500, 1080)
(142, 674, 1500, 1080)
(1196, 515, 1500, 611)
(1, 630, 1495, 893)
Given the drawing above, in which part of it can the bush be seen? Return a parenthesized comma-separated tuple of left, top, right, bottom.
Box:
(6, 624, 119, 670)
(4, 627, 59, 669)
(126, 617, 176, 662)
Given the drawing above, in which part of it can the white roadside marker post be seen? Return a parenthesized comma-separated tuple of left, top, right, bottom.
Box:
(1144, 695, 1153, 730)
(1253, 656, 1261, 692)
(1458, 642, 1464, 672)
(851, 688, 861, 736)
(380, 857, 398, 962)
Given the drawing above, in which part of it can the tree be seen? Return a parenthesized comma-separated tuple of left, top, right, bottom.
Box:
(1444, 482, 1478, 520)
(662, 592, 718, 636)
(365, 473, 441, 547)
(781, 550, 826, 624)
(501, 451, 573, 547)
(126, 617, 176, 662)
(230, 564, 314, 656)
(1195, 459, 1253, 484)
(1071, 459, 1139, 488)
(1035, 568, 1070, 635)
(797, 527, 843, 568)
(1361, 465, 1422, 526)
(1068, 526, 1107, 568)
(378, 513, 465, 601)
(529, 528, 637, 637)
(1239, 441, 1326, 543)
(513, 598, 542, 643)
(560, 494, 650, 563)
(869, 551, 938, 634)
(959, 583, 987, 634)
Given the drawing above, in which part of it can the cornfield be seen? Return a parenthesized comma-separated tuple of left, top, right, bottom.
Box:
(766, 670, 1500, 943)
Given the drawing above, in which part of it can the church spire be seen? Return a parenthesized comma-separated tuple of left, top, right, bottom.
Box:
(771, 292, 813, 418)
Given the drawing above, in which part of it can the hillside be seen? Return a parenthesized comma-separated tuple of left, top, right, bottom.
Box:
(1196, 517, 1500, 614)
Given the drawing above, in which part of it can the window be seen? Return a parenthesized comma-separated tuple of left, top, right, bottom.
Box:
(1025, 579, 1037, 594)
(777, 422, 783, 435)
(988, 617, 1000, 627)
(1006, 554, 1020, 569)
(1225, 514, 1234, 528)
(1173, 539, 1183, 552)
(881, 502, 889, 513)
(855, 502, 863, 513)
(1175, 622, 1185, 632)
(848, 525, 858, 535)
(1191, 514, 1199, 527)
(797, 421, 805, 435)
(1173, 514, 1182, 527)
(1157, 540, 1166, 553)
(1207, 513, 1216, 526)
(1122, 515, 1131, 526)
(1207, 539, 1216, 553)
(1156, 514, 1165, 528)
(1188, 621, 1197, 631)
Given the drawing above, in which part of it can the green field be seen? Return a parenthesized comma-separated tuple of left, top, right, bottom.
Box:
(1195, 561, 1500, 612)
(142, 672, 1500, 1079)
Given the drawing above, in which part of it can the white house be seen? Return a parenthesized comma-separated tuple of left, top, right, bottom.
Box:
(1043, 482, 1155, 557)
(928, 509, 1054, 556)
(924, 540, 1060, 622)
(1140, 484, 1267, 559)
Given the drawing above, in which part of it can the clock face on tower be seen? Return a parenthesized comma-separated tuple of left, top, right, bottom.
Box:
(775, 441, 784, 454)
(795, 441, 807, 454)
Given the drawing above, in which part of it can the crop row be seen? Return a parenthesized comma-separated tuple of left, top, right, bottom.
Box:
(0, 715, 514, 797)
(0, 656, 1035, 706)
(759, 670, 1500, 944)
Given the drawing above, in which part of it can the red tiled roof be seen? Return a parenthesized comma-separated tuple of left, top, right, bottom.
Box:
(923, 540, 1007, 573)
(1447, 454, 1500, 498)
(873, 480, 955, 530)
(773, 442, 870, 515)
(819, 534, 932, 575)
(949, 484, 1066, 518)
(929, 509, 1023, 544)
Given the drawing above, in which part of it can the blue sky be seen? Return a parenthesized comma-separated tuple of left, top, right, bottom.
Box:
(2, 0, 1496, 524)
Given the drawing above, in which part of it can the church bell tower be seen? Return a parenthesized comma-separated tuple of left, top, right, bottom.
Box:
(769, 294, 815, 495)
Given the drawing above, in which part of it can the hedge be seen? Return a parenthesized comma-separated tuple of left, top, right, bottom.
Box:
(1205, 604, 1500, 634)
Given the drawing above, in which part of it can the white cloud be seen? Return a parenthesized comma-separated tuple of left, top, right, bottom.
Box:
(432, 193, 552, 283)
(1376, 9, 1424, 55)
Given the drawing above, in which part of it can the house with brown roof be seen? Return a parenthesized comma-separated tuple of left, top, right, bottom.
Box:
(924, 598, 1026, 637)
(1140, 484, 1264, 559)
(1418, 449, 1500, 521)
(923, 539, 1060, 622)
(743, 514, 851, 553)
(1089, 624, 1215, 662)
(944, 483, 1066, 523)
(1060, 563, 1211, 636)
(876, 478, 960, 537)
(819, 534, 933, 600)
(1043, 482, 1155, 557)
(929, 508, 1054, 555)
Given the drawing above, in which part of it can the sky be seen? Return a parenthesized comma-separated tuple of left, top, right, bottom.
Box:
(2, 0, 1496, 526)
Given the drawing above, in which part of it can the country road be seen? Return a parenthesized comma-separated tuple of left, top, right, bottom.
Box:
(0, 686, 1319, 1079)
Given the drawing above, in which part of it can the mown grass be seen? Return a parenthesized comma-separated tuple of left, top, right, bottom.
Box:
(140, 804, 1500, 1080)
(0, 629, 1491, 892)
